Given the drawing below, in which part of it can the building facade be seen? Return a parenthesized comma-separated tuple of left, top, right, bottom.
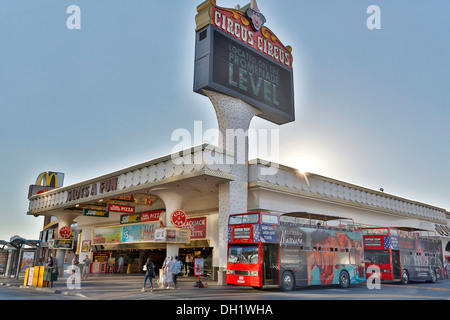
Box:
(27, 145, 450, 282)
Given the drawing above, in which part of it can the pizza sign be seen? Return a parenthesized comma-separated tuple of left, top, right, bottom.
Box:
(171, 210, 187, 227)
(59, 226, 72, 239)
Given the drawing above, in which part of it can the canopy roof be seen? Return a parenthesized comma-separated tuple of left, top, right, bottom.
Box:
(282, 212, 352, 222)
(0, 237, 41, 250)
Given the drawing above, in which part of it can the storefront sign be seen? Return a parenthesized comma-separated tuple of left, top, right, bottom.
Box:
(59, 226, 72, 239)
(28, 172, 65, 198)
(48, 239, 73, 250)
(182, 217, 207, 239)
(83, 209, 109, 218)
(141, 210, 164, 222)
(108, 204, 135, 214)
(120, 210, 164, 225)
(66, 177, 118, 203)
(120, 213, 141, 224)
(194, 1, 295, 125)
(171, 210, 187, 227)
(155, 228, 191, 244)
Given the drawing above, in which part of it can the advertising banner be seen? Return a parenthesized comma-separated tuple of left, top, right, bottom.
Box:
(122, 222, 160, 243)
(194, 258, 204, 276)
(92, 226, 123, 244)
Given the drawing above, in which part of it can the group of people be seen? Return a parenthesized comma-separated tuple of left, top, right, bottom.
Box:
(142, 256, 183, 292)
(71, 254, 92, 279)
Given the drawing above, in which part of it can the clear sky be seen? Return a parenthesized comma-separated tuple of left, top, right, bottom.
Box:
(0, 0, 449, 240)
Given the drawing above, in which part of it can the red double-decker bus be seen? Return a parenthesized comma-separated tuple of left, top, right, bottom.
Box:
(363, 227, 445, 284)
(227, 212, 366, 291)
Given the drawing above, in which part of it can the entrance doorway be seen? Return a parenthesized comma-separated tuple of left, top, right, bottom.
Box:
(392, 250, 401, 279)
(263, 244, 279, 285)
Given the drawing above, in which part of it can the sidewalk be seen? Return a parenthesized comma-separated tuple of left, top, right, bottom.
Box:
(0, 272, 220, 300)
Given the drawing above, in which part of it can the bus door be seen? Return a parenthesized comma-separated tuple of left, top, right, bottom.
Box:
(263, 244, 279, 285)
(392, 250, 401, 280)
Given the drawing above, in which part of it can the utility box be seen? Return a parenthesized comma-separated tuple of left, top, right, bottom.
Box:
(43, 267, 58, 287)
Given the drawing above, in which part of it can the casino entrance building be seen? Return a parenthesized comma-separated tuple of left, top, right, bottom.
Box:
(27, 145, 449, 283)
(26, 0, 449, 284)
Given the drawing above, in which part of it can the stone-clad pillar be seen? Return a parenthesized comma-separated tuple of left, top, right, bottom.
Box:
(53, 212, 79, 275)
(204, 90, 261, 285)
(150, 188, 191, 260)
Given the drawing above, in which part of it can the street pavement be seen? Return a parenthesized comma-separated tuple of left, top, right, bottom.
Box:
(1, 271, 450, 301)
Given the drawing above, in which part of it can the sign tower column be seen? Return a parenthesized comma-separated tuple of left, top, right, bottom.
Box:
(194, 0, 295, 284)
(205, 90, 260, 284)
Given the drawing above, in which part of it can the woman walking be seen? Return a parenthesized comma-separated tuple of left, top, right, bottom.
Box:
(142, 257, 155, 292)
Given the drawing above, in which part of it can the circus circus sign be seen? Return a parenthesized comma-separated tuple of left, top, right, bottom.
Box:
(204, 0, 293, 68)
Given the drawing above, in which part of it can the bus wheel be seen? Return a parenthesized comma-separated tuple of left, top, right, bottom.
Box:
(338, 270, 350, 289)
(280, 271, 295, 292)
(428, 270, 437, 283)
(401, 269, 409, 285)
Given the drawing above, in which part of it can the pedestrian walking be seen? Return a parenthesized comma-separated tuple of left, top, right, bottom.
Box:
(71, 255, 79, 272)
(47, 256, 54, 267)
(82, 255, 91, 279)
(172, 256, 183, 289)
(118, 255, 124, 273)
(166, 256, 175, 289)
(160, 257, 168, 287)
(142, 257, 155, 292)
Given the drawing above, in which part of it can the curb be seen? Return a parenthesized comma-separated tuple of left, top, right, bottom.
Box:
(1, 281, 89, 299)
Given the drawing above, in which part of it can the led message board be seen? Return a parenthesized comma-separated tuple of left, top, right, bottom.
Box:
(194, 1, 295, 125)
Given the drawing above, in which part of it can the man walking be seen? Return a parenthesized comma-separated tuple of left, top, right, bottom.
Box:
(82, 255, 91, 280)
(172, 256, 183, 289)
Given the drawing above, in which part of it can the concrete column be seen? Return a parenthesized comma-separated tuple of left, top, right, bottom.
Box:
(53, 212, 78, 275)
(150, 188, 191, 259)
(204, 90, 261, 285)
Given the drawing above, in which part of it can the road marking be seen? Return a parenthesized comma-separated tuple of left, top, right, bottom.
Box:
(382, 284, 450, 292)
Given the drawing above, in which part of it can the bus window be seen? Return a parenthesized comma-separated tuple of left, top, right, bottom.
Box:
(261, 214, 278, 225)
(229, 214, 259, 225)
(365, 249, 390, 265)
(228, 245, 259, 264)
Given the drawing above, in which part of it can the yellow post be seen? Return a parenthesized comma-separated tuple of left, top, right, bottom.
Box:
(38, 267, 46, 287)
(23, 268, 30, 286)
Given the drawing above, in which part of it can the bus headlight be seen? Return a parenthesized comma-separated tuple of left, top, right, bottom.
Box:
(227, 270, 235, 275)
(250, 271, 259, 276)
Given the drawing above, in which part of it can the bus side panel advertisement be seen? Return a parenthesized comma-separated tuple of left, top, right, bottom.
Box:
(398, 237, 445, 279)
(278, 225, 366, 286)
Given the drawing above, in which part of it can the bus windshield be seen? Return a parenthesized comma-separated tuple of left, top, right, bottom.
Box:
(228, 245, 259, 264)
(229, 214, 259, 225)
